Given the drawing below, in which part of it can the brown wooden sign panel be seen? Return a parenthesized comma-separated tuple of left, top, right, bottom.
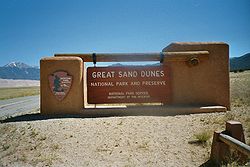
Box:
(87, 66, 171, 104)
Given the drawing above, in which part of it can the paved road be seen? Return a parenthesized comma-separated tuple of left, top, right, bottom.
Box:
(0, 95, 40, 118)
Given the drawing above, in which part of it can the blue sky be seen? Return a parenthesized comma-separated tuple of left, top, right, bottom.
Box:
(0, 0, 249, 66)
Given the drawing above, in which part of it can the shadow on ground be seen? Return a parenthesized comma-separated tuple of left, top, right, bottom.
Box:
(0, 107, 203, 123)
(1, 109, 219, 123)
(0, 113, 120, 123)
(199, 160, 219, 167)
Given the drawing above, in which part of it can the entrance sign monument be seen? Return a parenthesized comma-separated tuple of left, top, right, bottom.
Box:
(40, 42, 230, 115)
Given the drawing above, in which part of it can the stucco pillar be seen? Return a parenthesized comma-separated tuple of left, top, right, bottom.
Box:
(40, 57, 84, 114)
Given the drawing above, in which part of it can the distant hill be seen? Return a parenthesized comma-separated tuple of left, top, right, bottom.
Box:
(230, 53, 250, 72)
(0, 62, 40, 80)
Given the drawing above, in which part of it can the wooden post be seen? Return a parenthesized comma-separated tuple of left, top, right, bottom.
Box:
(210, 130, 230, 164)
(55, 51, 209, 62)
(210, 121, 248, 165)
(226, 121, 245, 142)
(225, 121, 248, 164)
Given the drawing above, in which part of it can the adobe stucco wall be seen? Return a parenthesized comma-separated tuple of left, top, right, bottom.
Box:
(40, 57, 84, 114)
(162, 42, 230, 109)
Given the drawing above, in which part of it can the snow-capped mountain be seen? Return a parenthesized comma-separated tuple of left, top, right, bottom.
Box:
(0, 62, 40, 80)
(4, 62, 31, 68)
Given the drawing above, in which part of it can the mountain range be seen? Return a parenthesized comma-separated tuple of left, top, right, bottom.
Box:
(230, 53, 250, 72)
(0, 53, 249, 80)
(0, 62, 40, 80)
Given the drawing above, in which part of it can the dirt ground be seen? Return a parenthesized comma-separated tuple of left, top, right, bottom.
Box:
(0, 107, 249, 167)
(0, 71, 250, 167)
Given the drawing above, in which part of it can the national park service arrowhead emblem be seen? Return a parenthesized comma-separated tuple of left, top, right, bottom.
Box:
(49, 71, 73, 101)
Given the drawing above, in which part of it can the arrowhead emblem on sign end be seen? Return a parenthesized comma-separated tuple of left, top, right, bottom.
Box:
(48, 71, 73, 101)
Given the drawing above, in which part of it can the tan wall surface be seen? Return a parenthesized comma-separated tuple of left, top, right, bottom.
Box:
(162, 42, 230, 109)
(40, 57, 83, 114)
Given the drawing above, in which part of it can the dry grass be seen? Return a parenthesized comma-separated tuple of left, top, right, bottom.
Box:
(0, 86, 40, 100)
(193, 131, 212, 144)
(137, 141, 150, 150)
(230, 71, 250, 107)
